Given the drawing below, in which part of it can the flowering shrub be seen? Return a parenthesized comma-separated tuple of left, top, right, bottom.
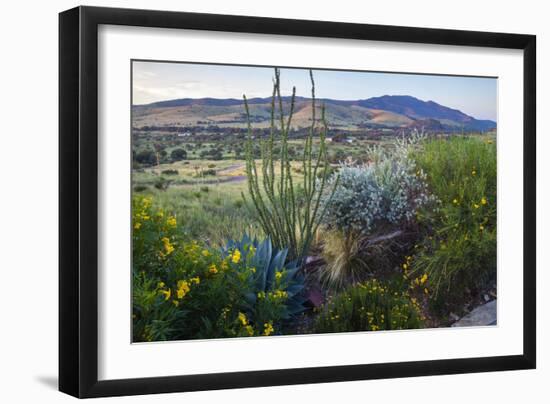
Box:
(410, 137, 497, 308)
(132, 196, 303, 341)
(314, 279, 423, 333)
(322, 136, 436, 235)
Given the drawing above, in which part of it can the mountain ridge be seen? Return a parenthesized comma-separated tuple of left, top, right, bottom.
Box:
(133, 95, 496, 132)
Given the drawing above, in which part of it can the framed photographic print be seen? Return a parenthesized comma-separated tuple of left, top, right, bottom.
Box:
(59, 6, 536, 398)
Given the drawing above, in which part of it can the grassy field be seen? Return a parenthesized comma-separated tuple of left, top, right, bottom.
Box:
(132, 158, 313, 246)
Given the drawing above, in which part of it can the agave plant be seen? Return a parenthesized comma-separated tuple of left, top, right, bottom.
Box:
(222, 235, 306, 318)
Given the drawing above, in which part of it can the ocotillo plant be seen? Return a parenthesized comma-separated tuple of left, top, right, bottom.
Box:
(242, 68, 337, 264)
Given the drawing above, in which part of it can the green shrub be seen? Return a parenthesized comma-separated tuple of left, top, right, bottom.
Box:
(132, 197, 302, 341)
(170, 148, 187, 161)
(322, 135, 435, 235)
(153, 177, 171, 191)
(202, 169, 216, 176)
(411, 136, 496, 306)
(314, 279, 423, 333)
(133, 184, 148, 192)
(161, 169, 179, 175)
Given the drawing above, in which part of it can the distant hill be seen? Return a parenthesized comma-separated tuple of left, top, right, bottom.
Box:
(133, 95, 496, 132)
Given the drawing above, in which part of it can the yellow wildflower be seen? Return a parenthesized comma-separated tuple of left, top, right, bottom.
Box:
(134, 222, 141, 230)
(209, 264, 218, 274)
(257, 291, 266, 299)
(481, 197, 487, 205)
(474, 203, 480, 209)
(275, 271, 283, 281)
(273, 290, 288, 299)
(245, 325, 254, 336)
(161, 237, 174, 255)
(201, 249, 210, 257)
(238, 312, 248, 326)
(160, 288, 171, 301)
(263, 322, 274, 336)
(176, 280, 190, 299)
(479, 224, 484, 231)
(250, 267, 256, 273)
(471, 170, 477, 176)
(157, 281, 165, 289)
(402, 263, 408, 270)
(452, 198, 458, 205)
(172, 300, 179, 307)
(190, 277, 200, 284)
(420, 273, 428, 285)
(231, 249, 241, 264)
(166, 216, 177, 227)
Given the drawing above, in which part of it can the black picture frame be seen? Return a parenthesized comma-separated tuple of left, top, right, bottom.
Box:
(59, 5, 536, 398)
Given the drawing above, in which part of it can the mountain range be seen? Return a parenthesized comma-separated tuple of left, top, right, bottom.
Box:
(132, 95, 496, 132)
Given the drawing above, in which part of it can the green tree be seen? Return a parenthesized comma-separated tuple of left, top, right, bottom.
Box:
(170, 148, 187, 161)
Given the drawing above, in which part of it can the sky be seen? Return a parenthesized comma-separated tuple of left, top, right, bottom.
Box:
(132, 61, 497, 121)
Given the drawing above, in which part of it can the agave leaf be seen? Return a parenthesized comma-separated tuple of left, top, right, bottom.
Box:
(244, 292, 257, 306)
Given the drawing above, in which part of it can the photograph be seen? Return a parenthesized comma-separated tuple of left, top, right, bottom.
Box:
(131, 61, 498, 342)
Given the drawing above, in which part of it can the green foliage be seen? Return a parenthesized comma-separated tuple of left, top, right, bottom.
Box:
(201, 169, 216, 176)
(135, 149, 157, 166)
(153, 177, 171, 191)
(132, 196, 302, 341)
(322, 134, 435, 235)
(161, 169, 179, 175)
(133, 184, 148, 192)
(411, 137, 496, 305)
(170, 148, 187, 161)
(243, 68, 336, 263)
(314, 279, 423, 333)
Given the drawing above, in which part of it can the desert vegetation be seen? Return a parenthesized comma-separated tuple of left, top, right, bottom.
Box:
(132, 67, 497, 341)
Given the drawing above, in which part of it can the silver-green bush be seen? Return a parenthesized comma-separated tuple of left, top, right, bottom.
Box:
(322, 136, 436, 235)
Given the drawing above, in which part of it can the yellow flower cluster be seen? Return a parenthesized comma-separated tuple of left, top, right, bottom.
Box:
(208, 263, 218, 274)
(401, 255, 413, 278)
(413, 273, 428, 287)
(166, 216, 177, 228)
(238, 312, 248, 326)
(133, 197, 152, 228)
(271, 290, 288, 299)
(263, 322, 274, 336)
(161, 237, 175, 255)
(237, 312, 254, 336)
(231, 249, 241, 264)
(174, 277, 200, 300)
(176, 280, 190, 299)
(257, 290, 288, 300)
